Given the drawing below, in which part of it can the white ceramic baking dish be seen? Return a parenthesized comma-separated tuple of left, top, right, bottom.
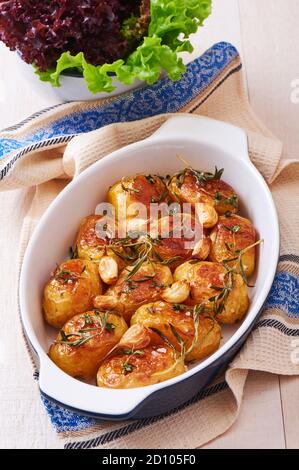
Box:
(19, 115, 280, 419)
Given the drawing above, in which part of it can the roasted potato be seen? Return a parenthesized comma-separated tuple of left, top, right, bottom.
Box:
(210, 214, 256, 277)
(43, 259, 102, 329)
(93, 262, 174, 323)
(131, 301, 221, 362)
(97, 343, 186, 389)
(49, 310, 128, 380)
(108, 174, 170, 225)
(174, 261, 249, 324)
(168, 167, 239, 215)
(150, 214, 210, 269)
(202, 180, 239, 215)
(75, 215, 125, 267)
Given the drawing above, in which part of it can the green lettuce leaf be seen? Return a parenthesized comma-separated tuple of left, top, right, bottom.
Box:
(35, 0, 212, 94)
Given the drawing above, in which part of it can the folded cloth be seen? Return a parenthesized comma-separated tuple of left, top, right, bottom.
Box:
(1, 42, 298, 449)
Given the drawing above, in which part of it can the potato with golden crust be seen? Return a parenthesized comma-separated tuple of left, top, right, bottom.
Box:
(168, 167, 239, 215)
(131, 301, 221, 363)
(43, 259, 102, 329)
(202, 180, 239, 215)
(75, 214, 125, 266)
(174, 261, 249, 324)
(210, 214, 257, 278)
(93, 262, 174, 323)
(167, 168, 219, 228)
(150, 213, 210, 270)
(108, 174, 170, 225)
(49, 310, 128, 380)
(97, 343, 186, 389)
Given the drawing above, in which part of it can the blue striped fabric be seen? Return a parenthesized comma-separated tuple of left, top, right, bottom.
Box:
(0, 42, 239, 161)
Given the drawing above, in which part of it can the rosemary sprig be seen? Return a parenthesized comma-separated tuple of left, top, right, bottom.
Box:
(57, 332, 100, 348)
(222, 240, 264, 288)
(224, 225, 241, 233)
(170, 166, 224, 191)
(169, 324, 186, 357)
(151, 187, 169, 203)
(56, 311, 115, 348)
(120, 280, 139, 294)
(214, 192, 223, 204)
(148, 327, 185, 378)
(145, 175, 156, 185)
(185, 304, 205, 356)
(149, 327, 177, 353)
(122, 362, 135, 375)
(208, 270, 234, 316)
(224, 195, 239, 209)
(94, 310, 116, 332)
(172, 304, 191, 312)
(126, 241, 153, 280)
(121, 348, 145, 376)
(123, 349, 145, 356)
(69, 246, 78, 259)
(55, 269, 81, 285)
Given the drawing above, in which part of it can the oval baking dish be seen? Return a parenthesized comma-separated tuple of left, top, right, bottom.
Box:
(19, 115, 280, 420)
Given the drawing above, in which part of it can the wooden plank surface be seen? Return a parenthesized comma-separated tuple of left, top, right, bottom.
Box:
(238, 0, 299, 160)
(0, 0, 298, 449)
(203, 372, 285, 449)
(280, 376, 299, 449)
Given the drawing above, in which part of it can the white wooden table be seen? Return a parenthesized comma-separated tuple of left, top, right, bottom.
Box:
(0, 0, 298, 449)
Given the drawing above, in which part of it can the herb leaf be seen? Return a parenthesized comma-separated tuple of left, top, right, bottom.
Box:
(122, 362, 134, 375)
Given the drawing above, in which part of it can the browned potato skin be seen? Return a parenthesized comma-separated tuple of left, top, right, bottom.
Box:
(43, 259, 102, 329)
(168, 170, 238, 215)
(174, 261, 249, 324)
(168, 170, 215, 206)
(75, 215, 125, 269)
(151, 214, 210, 270)
(108, 174, 170, 221)
(49, 311, 128, 380)
(131, 302, 221, 362)
(97, 344, 186, 389)
(93, 263, 173, 323)
(203, 180, 239, 215)
(210, 215, 256, 277)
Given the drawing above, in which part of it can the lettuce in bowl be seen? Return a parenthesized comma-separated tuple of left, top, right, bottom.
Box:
(1, 0, 212, 94)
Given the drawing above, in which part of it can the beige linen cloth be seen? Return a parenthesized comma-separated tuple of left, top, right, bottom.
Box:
(1, 49, 298, 449)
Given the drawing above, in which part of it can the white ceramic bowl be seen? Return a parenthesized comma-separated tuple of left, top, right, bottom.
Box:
(18, 56, 144, 101)
(19, 115, 280, 419)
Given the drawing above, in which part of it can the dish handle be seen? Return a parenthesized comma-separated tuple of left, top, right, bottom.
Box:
(150, 115, 250, 162)
(38, 355, 154, 418)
